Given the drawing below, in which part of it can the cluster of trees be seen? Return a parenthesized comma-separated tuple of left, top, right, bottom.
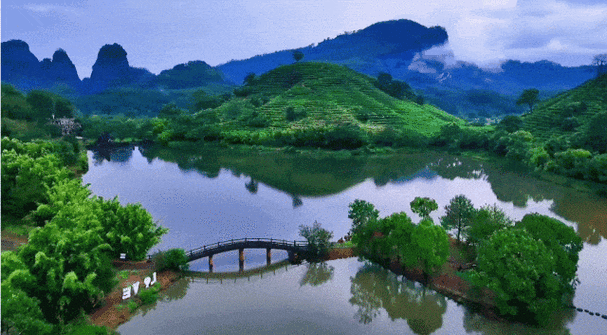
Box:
(348, 198, 450, 281)
(1, 137, 168, 334)
(374, 72, 424, 104)
(431, 117, 607, 183)
(348, 195, 583, 325)
(1, 83, 75, 140)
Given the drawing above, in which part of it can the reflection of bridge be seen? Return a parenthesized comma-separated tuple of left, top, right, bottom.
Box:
(186, 238, 309, 272)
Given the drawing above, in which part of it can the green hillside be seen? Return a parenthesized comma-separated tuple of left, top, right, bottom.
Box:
(176, 62, 464, 148)
(522, 74, 607, 141)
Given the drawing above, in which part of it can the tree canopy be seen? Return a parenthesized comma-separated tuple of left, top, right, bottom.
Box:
(440, 195, 476, 243)
(410, 197, 438, 220)
(516, 88, 540, 112)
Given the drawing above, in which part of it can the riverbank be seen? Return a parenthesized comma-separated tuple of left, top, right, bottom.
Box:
(88, 261, 182, 331)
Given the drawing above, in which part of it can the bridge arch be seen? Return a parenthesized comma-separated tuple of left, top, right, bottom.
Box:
(185, 238, 309, 272)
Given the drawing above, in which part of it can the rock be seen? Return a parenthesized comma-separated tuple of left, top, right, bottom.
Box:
(86, 43, 155, 92)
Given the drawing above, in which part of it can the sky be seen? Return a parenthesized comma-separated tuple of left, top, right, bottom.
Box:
(2, 0, 606, 79)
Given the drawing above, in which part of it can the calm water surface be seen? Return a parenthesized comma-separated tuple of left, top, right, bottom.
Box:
(82, 145, 607, 335)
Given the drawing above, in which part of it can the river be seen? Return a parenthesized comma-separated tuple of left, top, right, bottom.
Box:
(82, 145, 607, 334)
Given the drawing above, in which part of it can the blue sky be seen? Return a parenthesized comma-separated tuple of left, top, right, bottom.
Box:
(3, 0, 606, 78)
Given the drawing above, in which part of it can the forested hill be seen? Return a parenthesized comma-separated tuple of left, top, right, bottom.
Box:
(522, 74, 607, 151)
(158, 62, 464, 149)
(217, 19, 448, 85)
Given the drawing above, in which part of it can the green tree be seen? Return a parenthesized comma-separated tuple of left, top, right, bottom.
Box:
(299, 221, 334, 260)
(592, 53, 607, 76)
(581, 111, 607, 153)
(440, 195, 476, 243)
(348, 199, 380, 238)
(244, 72, 257, 85)
(410, 220, 450, 279)
(155, 248, 190, 272)
(1, 281, 54, 335)
(410, 197, 438, 221)
(5, 221, 115, 324)
(26, 90, 55, 120)
(517, 214, 583, 288)
(292, 50, 304, 62)
(467, 229, 562, 324)
(467, 204, 513, 246)
(497, 115, 523, 133)
(516, 88, 540, 113)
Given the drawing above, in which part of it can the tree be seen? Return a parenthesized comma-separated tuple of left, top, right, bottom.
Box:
(410, 197, 438, 221)
(292, 50, 304, 62)
(26, 90, 55, 120)
(592, 53, 607, 76)
(467, 228, 562, 324)
(581, 111, 607, 153)
(348, 199, 380, 236)
(497, 115, 523, 133)
(440, 195, 476, 243)
(517, 214, 583, 288)
(243, 72, 257, 85)
(467, 204, 513, 246)
(516, 89, 540, 113)
(299, 221, 333, 260)
(410, 219, 449, 279)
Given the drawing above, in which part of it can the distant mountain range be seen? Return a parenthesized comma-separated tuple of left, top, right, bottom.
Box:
(1, 19, 597, 117)
(1, 40, 229, 94)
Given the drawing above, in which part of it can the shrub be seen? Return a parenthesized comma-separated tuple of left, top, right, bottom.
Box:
(138, 283, 161, 305)
(154, 249, 189, 272)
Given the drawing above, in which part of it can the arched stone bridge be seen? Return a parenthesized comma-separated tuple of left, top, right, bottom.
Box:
(185, 238, 310, 272)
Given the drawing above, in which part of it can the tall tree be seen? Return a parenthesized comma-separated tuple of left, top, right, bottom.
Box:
(410, 197, 438, 221)
(440, 195, 476, 243)
(516, 88, 540, 113)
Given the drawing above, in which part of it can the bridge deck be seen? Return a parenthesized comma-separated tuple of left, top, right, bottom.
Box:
(186, 238, 309, 262)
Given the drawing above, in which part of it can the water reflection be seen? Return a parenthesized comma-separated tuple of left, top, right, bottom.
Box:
(244, 178, 258, 194)
(92, 145, 134, 165)
(349, 263, 447, 334)
(299, 262, 334, 287)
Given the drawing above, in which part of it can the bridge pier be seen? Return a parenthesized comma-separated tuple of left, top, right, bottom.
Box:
(239, 248, 245, 272)
(209, 254, 214, 273)
(266, 248, 272, 265)
(288, 251, 298, 262)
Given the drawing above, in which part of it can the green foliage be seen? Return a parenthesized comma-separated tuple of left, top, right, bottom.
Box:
(155, 249, 189, 272)
(581, 111, 607, 153)
(467, 204, 513, 246)
(348, 199, 380, 238)
(138, 283, 162, 305)
(516, 88, 540, 112)
(410, 219, 450, 276)
(128, 300, 139, 313)
(410, 197, 438, 220)
(517, 214, 583, 288)
(497, 115, 523, 133)
(2, 221, 115, 324)
(299, 221, 334, 260)
(158, 103, 184, 119)
(440, 195, 476, 243)
(1, 141, 72, 218)
(468, 228, 563, 325)
(1, 280, 54, 335)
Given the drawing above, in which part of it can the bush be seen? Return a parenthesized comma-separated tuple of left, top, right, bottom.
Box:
(154, 249, 189, 272)
(299, 221, 334, 260)
(138, 283, 161, 305)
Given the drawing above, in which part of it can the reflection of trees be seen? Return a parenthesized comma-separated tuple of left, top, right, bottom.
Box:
(462, 307, 575, 335)
(91, 146, 134, 165)
(349, 263, 447, 334)
(299, 262, 334, 287)
(245, 178, 258, 194)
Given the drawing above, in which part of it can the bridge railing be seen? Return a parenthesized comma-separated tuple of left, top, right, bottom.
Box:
(186, 238, 309, 257)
